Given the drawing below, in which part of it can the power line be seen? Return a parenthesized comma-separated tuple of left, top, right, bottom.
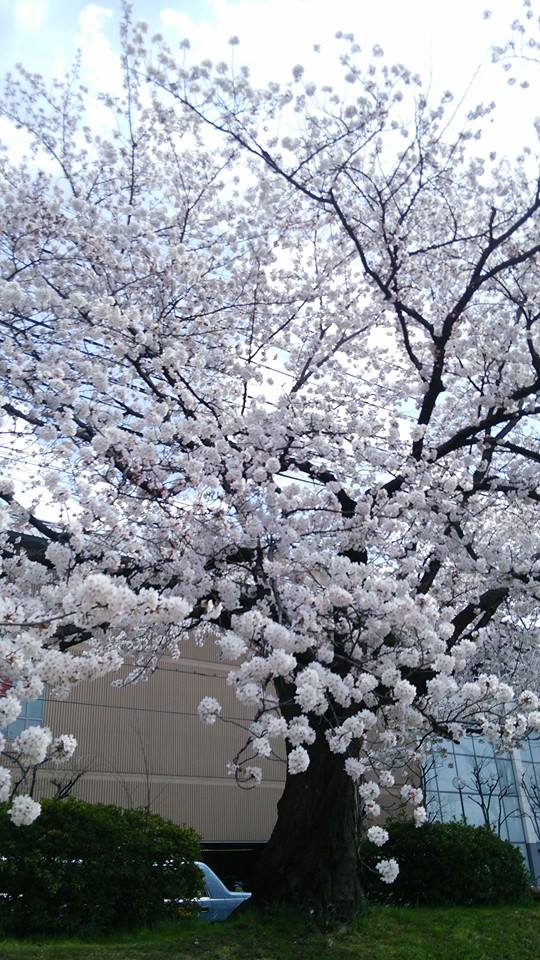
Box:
(44, 694, 250, 725)
(154, 662, 228, 680)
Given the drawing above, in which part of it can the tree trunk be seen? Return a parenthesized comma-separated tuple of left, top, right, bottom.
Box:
(253, 724, 365, 921)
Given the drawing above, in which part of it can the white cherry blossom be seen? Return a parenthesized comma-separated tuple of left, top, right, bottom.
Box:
(367, 826, 389, 847)
(0, 2, 539, 910)
(376, 858, 400, 884)
(8, 795, 41, 826)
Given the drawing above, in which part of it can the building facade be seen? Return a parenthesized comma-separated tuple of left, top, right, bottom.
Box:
(4, 639, 285, 843)
(4, 650, 540, 883)
(426, 734, 540, 884)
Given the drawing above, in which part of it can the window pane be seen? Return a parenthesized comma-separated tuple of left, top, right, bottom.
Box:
(438, 792, 464, 822)
(425, 792, 442, 822)
(26, 699, 43, 720)
(453, 753, 486, 791)
(462, 795, 488, 828)
(432, 752, 458, 791)
(4, 716, 25, 739)
(474, 736, 494, 758)
(521, 765, 538, 793)
(473, 758, 506, 798)
(455, 736, 476, 757)
(486, 798, 505, 836)
(426, 734, 540, 863)
(504, 810, 526, 843)
(495, 757, 518, 794)
(423, 757, 439, 789)
(520, 770, 540, 840)
(1, 696, 44, 739)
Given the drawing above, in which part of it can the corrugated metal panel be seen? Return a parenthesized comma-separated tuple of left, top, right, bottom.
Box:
(41, 653, 285, 841)
(43, 704, 283, 780)
(35, 770, 282, 842)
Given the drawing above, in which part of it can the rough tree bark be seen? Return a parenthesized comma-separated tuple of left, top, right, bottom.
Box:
(253, 720, 365, 921)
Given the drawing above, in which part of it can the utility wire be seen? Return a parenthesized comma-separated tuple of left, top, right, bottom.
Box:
(43, 693, 249, 724)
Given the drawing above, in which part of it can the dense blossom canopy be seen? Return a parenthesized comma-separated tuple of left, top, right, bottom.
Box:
(0, 2, 539, 874)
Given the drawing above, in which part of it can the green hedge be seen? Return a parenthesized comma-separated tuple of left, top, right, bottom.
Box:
(361, 820, 531, 906)
(0, 799, 203, 935)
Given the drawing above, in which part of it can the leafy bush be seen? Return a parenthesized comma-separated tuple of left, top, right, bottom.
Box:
(0, 798, 203, 935)
(361, 820, 531, 906)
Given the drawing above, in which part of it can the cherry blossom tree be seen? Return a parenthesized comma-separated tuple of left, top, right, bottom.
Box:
(1, 1, 540, 918)
(1, 725, 77, 806)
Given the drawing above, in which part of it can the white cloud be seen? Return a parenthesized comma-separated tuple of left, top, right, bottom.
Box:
(156, 0, 536, 158)
(0, 117, 33, 163)
(15, 0, 48, 33)
(159, 0, 351, 86)
(157, 0, 490, 87)
(78, 2, 113, 34)
(77, 4, 122, 93)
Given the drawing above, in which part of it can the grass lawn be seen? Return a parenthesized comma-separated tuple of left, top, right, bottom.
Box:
(1, 903, 539, 960)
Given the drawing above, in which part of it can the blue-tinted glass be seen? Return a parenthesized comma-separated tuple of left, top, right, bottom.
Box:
(525, 811, 540, 842)
(423, 760, 439, 788)
(495, 813, 509, 840)
(26, 699, 43, 721)
(475, 757, 505, 797)
(523, 765, 539, 795)
(1, 696, 44, 739)
(474, 736, 494, 758)
(455, 736, 476, 756)
(453, 752, 486, 791)
(462, 795, 489, 828)
(485, 798, 506, 835)
(495, 757, 518, 794)
(425, 733, 540, 868)
(504, 809, 526, 843)
(438, 791, 464, 822)
(433, 755, 458, 791)
(424, 786, 439, 806)
(4, 716, 25, 739)
(520, 768, 540, 840)
(432, 745, 454, 765)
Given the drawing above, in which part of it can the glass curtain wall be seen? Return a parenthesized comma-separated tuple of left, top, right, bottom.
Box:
(425, 735, 540, 876)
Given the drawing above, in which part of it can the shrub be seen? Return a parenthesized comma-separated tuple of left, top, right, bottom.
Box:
(360, 820, 531, 906)
(0, 798, 203, 935)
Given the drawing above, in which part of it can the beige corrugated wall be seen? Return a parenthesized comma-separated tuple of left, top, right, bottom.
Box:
(38, 639, 285, 842)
